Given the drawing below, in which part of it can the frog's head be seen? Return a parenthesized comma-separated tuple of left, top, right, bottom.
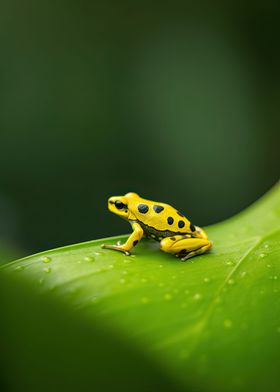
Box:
(107, 192, 139, 219)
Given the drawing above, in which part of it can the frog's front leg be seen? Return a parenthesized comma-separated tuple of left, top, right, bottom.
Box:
(160, 235, 212, 261)
(102, 222, 143, 256)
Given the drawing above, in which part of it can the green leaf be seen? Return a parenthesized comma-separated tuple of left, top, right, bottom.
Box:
(1, 184, 280, 392)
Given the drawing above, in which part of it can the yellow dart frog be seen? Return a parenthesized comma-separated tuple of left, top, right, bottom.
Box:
(102, 192, 212, 261)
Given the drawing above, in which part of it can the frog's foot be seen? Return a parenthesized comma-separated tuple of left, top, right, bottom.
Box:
(101, 243, 131, 256)
(160, 236, 212, 261)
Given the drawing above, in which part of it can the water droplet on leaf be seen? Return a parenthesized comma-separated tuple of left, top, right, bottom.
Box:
(84, 256, 94, 262)
(193, 293, 202, 301)
(41, 256, 51, 263)
(224, 319, 232, 328)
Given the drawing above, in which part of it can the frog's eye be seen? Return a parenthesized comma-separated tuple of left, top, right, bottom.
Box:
(115, 201, 126, 209)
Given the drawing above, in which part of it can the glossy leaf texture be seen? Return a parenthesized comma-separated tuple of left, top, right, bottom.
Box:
(1, 184, 280, 392)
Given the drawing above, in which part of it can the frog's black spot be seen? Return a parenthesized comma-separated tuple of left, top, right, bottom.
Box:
(190, 223, 196, 232)
(177, 211, 184, 217)
(178, 220, 185, 229)
(167, 217, 174, 225)
(170, 237, 176, 241)
(133, 240, 139, 246)
(138, 204, 149, 214)
(153, 205, 164, 213)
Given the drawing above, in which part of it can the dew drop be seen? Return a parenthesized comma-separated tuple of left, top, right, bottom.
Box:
(193, 293, 202, 301)
(226, 261, 234, 266)
(119, 278, 126, 284)
(141, 278, 148, 283)
(159, 264, 163, 268)
(164, 293, 172, 301)
(41, 256, 51, 263)
(123, 259, 132, 264)
(108, 264, 114, 269)
(122, 270, 128, 275)
(172, 275, 177, 279)
(224, 319, 232, 328)
(43, 267, 52, 273)
(260, 253, 265, 258)
(15, 265, 24, 272)
(84, 256, 94, 262)
(204, 277, 210, 283)
(94, 252, 101, 256)
(228, 279, 235, 285)
(141, 297, 150, 304)
(39, 278, 44, 285)
(273, 275, 278, 280)
(240, 271, 247, 278)
(264, 244, 269, 249)
(267, 264, 271, 268)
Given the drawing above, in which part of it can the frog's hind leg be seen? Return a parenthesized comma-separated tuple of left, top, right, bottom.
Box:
(160, 235, 212, 261)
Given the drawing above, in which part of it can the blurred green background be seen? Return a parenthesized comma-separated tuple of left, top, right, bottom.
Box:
(0, 0, 279, 258)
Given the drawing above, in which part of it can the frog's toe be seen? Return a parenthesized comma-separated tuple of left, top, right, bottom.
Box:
(101, 243, 131, 256)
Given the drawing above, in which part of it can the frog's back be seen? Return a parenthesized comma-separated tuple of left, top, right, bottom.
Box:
(126, 193, 194, 240)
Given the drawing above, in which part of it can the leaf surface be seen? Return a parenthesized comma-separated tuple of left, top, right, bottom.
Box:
(2, 184, 280, 392)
